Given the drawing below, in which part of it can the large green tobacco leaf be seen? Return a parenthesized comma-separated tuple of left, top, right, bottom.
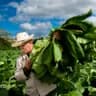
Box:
(53, 39, 62, 63)
(63, 90, 82, 96)
(88, 87, 96, 96)
(83, 33, 96, 40)
(30, 10, 96, 96)
(64, 10, 92, 25)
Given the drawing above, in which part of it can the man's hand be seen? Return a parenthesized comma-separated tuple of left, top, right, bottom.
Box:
(25, 58, 31, 71)
(23, 58, 32, 77)
(53, 31, 61, 40)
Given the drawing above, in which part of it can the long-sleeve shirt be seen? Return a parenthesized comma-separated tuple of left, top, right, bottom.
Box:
(15, 54, 56, 96)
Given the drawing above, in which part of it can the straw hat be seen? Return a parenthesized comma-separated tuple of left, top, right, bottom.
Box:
(12, 32, 34, 47)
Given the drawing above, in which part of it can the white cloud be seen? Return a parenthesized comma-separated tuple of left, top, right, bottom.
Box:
(8, 2, 19, 8)
(9, 15, 31, 22)
(20, 22, 52, 30)
(9, 0, 96, 22)
(8, 0, 96, 37)
(20, 23, 36, 30)
(20, 22, 52, 37)
(86, 16, 96, 25)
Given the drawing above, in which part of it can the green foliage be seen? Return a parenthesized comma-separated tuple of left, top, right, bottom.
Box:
(0, 29, 10, 38)
(64, 9, 92, 24)
(1, 10, 96, 96)
(0, 49, 25, 96)
(0, 38, 11, 50)
(30, 10, 96, 96)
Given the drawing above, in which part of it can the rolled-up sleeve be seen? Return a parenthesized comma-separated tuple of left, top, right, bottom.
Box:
(15, 56, 27, 81)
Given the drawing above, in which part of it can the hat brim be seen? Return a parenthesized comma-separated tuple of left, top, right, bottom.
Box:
(12, 36, 33, 47)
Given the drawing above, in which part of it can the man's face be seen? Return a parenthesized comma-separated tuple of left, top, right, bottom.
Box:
(19, 40, 33, 54)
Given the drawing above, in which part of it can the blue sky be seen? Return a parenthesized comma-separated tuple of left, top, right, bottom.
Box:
(0, 0, 96, 37)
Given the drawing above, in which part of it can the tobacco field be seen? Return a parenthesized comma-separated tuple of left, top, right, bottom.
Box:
(0, 10, 96, 96)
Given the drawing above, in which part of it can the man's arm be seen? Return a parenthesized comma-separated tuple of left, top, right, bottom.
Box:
(23, 58, 31, 77)
(15, 55, 29, 81)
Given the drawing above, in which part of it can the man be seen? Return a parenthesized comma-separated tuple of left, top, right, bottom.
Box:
(12, 32, 56, 96)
